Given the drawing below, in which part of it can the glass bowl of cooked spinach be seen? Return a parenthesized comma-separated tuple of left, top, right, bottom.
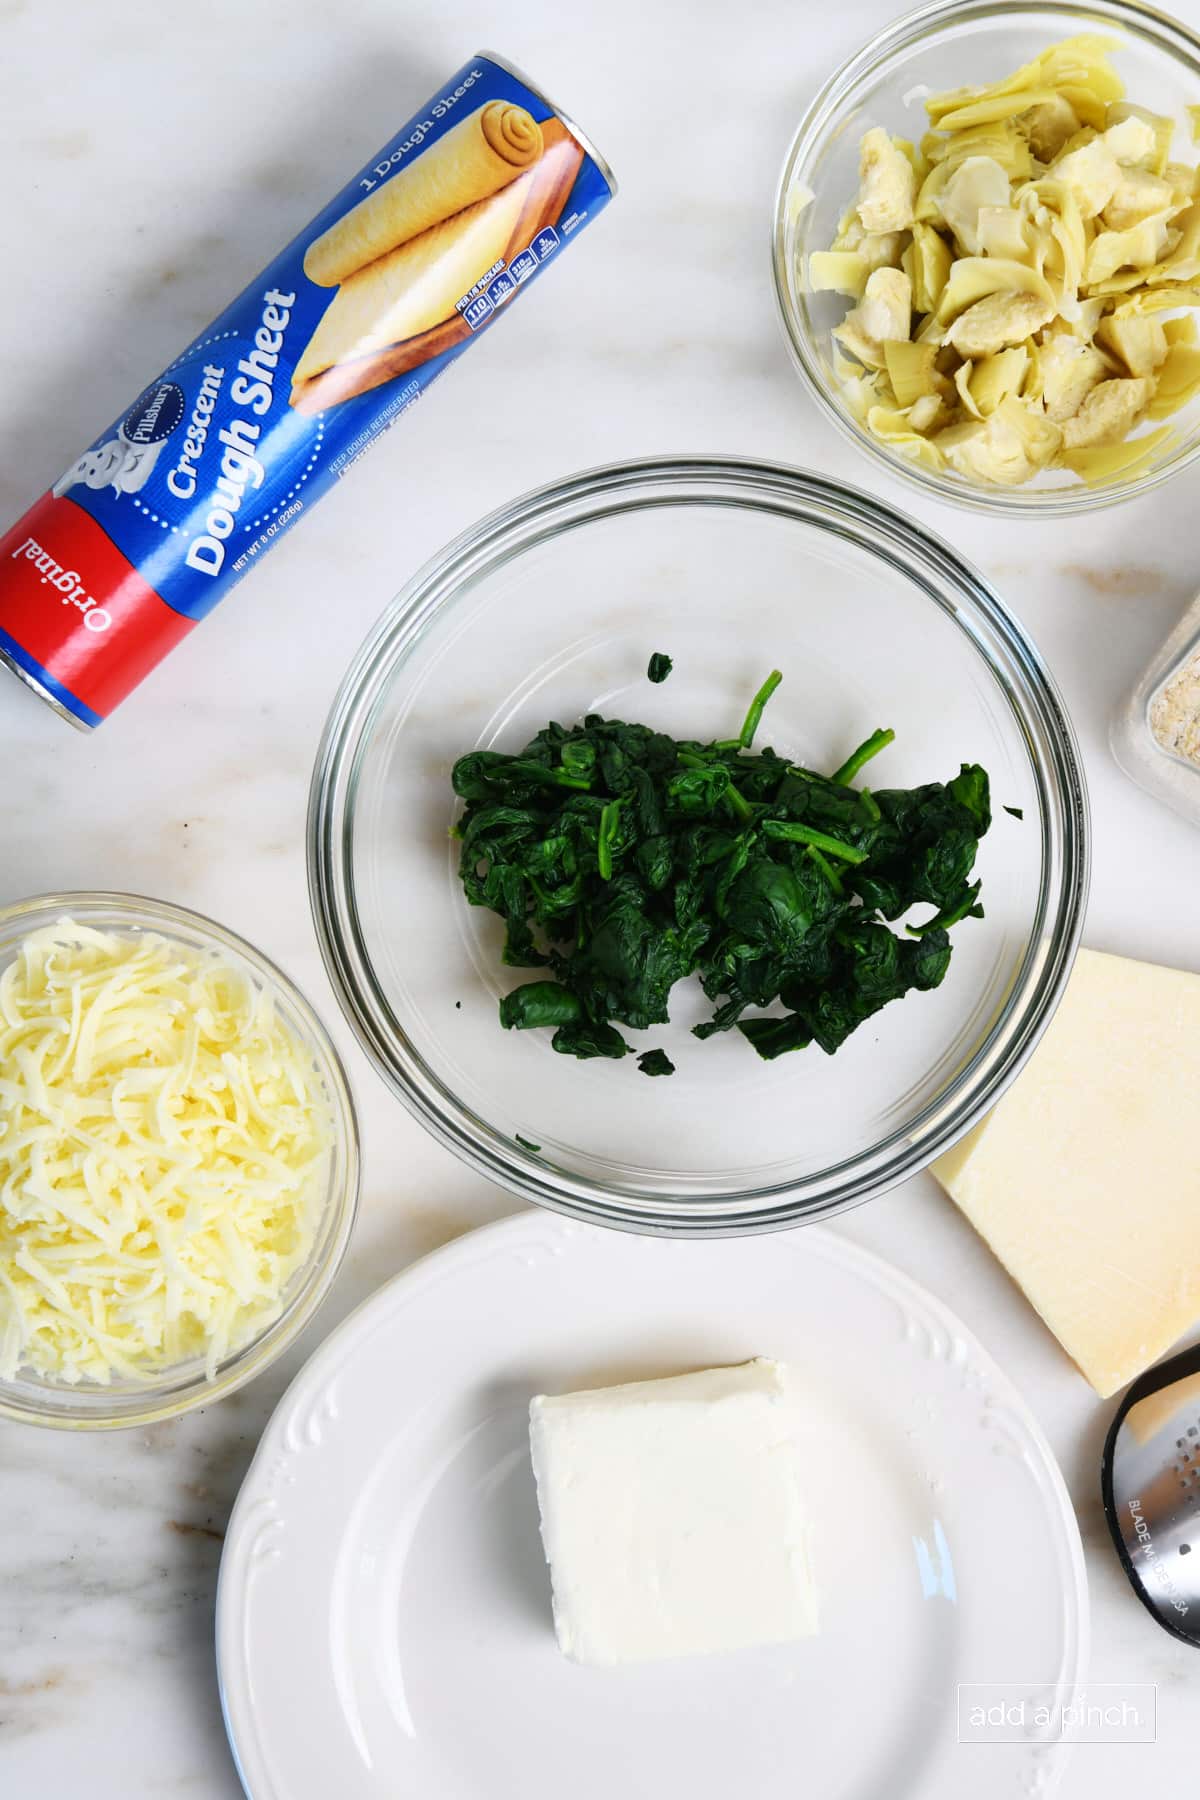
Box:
(309, 457, 1088, 1235)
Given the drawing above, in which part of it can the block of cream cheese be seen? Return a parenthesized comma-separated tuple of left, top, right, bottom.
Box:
(528, 1358, 817, 1667)
(933, 946, 1200, 1397)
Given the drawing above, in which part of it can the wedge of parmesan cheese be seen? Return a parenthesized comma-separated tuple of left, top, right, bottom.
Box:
(933, 947, 1200, 1396)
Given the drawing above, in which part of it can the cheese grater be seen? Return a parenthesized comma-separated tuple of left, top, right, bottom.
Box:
(1101, 1342, 1200, 1647)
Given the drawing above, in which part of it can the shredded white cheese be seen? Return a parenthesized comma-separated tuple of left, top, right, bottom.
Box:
(0, 920, 333, 1386)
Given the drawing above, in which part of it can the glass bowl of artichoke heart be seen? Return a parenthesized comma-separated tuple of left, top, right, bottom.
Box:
(773, 0, 1200, 512)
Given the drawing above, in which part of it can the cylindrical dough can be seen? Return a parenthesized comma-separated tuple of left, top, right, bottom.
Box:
(0, 53, 616, 728)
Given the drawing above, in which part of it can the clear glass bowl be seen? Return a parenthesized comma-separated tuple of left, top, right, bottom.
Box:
(309, 457, 1089, 1235)
(772, 0, 1200, 516)
(0, 893, 360, 1429)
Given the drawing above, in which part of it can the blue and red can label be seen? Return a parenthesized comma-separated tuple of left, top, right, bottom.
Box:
(0, 54, 614, 727)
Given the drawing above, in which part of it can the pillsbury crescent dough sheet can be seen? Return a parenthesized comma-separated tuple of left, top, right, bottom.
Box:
(0, 53, 615, 728)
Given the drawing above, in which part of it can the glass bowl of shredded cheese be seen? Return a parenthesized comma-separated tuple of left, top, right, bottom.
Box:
(0, 894, 359, 1428)
(773, 0, 1200, 512)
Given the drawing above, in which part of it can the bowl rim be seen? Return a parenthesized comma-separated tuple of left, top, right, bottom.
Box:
(770, 0, 1200, 517)
(308, 453, 1090, 1236)
(0, 890, 361, 1430)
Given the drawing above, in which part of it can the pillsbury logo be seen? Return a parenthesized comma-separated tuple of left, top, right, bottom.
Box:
(122, 381, 186, 447)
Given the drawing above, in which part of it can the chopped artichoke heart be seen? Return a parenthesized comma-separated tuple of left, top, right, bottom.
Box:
(864, 405, 946, 469)
(832, 199, 862, 248)
(938, 256, 1055, 326)
(1115, 283, 1200, 318)
(925, 36, 1114, 126)
(1022, 336, 1045, 401)
(1102, 168, 1176, 230)
(858, 267, 912, 341)
(915, 161, 952, 224)
(971, 346, 1031, 415)
(1104, 114, 1161, 166)
(938, 156, 1012, 253)
(1051, 136, 1122, 217)
(945, 288, 1056, 357)
(839, 375, 882, 422)
(831, 347, 863, 387)
(1060, 375, 1154, 447)
(1147, 343, 1200, 417)
(833, 318, 887, 372)
(1038, 333, 1109, 418)
(1094, 312, 1169, 377)
(830, 213, 907, 272)
(907, 223, 953, 313)
(1163, 162, 1200, 200)
(933, 86, 1062, 135)
(861, 232, 907, 272)
(1021, 95, 1081, 162)
(1149, 203, 1200, 283)
(838, 234, 907, 278)
(1019, 181, 1088, 311)
(808, 252, 871, 298)
(953, 347, 1029, 420)
(1061, 423, 1174, 480)
(857, 127, 917, 233)
(908, 393, 944, 432)
(1108, 102, 1175, 174)
(883, 338, 940, 406)
(835, 267, 913, 370)
(916, 312, 949, 350)
(941, 122, 1034, 181)
(936, 395, 1063, 485)
(1085, 210, 1177, 285)
(1087, 267, 1165, 299)
(1075, 297, 1107, 340)
(953, 359, 982, 420)
(975, 205, 1030, 261)
(893, 135, 925, 174)
(1055, 87, 1114, 135)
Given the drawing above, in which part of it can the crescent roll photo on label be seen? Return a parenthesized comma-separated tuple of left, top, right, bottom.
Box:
(292, 173, 534, 384)
(303, 101, 544, 287)
(288, 120, 585, 411)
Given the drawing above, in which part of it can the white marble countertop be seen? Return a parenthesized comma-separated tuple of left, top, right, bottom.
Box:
(2, 0, 1199, 1792)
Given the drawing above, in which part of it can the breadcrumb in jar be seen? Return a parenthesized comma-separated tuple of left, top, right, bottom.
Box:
(1149, 649, 1200, 766)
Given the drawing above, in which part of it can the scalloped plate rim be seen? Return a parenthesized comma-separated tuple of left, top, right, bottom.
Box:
(216, 1212, 1089, 1800)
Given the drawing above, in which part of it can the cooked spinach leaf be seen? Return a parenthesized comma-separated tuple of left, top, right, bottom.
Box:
(452, 672, 990, 1072)
(647, 652, 674, 684)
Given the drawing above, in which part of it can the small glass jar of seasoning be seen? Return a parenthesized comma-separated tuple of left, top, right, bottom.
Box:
(1112, 592, 1200, 828)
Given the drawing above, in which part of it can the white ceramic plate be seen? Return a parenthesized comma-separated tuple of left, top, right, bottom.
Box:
(217, 1214, 1088, 1800)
